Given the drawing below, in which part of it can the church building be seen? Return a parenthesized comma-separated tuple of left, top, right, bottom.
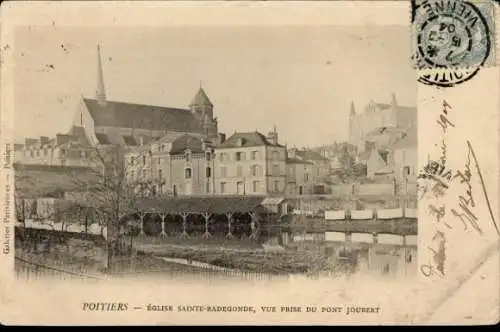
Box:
(68, 44, 220, 152)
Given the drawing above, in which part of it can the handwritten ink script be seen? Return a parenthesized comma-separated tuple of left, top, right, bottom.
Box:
(419, 101, 500, 278)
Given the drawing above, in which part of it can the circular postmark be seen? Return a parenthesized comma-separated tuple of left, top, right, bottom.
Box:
(413, 0, 491, 87)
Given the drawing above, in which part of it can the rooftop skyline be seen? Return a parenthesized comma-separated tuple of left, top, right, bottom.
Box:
(14, 25, 416, 147)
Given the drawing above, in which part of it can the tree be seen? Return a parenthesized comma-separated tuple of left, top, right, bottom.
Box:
(59, 143, 156, 273)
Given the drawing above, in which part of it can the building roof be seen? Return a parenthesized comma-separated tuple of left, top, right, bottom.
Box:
(189, 87, 213, 107)
(83, 98, 202, 132)
(293, 149, 327, 161)
(286, 157, 314, 165)
(218, 131, 284, 149)
(169, 134, 205, 155)
(135, 195, 267, 214)
(393, 128, 417, 149)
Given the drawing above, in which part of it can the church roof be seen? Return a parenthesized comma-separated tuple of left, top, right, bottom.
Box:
(189, 87, 213, 107)
(83, 98, 201, 132)
(218, 131, 284, 149)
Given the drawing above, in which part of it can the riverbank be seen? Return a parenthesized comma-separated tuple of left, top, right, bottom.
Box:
(134, 243, 333, 274)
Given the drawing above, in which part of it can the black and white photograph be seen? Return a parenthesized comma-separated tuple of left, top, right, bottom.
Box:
(1, 0, 499, 326)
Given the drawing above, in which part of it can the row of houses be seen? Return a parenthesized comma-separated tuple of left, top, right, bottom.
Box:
(124, 127, 330, 197)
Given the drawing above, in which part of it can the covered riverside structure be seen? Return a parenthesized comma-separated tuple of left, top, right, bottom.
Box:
(116, 196, 289, 240)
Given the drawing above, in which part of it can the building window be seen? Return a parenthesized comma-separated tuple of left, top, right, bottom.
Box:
(251, 151, 259, 160)
(158, 158, 161, 165)
(251, 164, 260, 176)
(219, 153, 224, 162)
(185, 168, 192, 179)
(236, 165, 243, 177)
(220, 182, 226, 193)
(44, 149, 48, 156)
(273, 164, 280, 176)
(304, 173, 309, 182)
(220, 166, 227, 177)
(273, 180, 280, 192)
(235, 152, 245, 161)
(60, 149, 66, 157)
(206, 167, 211, 178)
(272, 151, 279, 160)
(142, 155, 146, 166)
(237, 181, 244, 194)
(252, 180, 260, 193)
(206, 152, 211, 161)
(206, 182, 210, 194)
(142, 169, 147, 179)
(36, 150, 40, 157)
(185, 151, 191, 162)
(404, 166, 411, 176)
(158, 169, 163, 179)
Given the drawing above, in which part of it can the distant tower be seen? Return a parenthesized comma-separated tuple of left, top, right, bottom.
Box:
(96, 44, 107, 106)
(348, 101, 358, 149)
(349, 101, 356, 117)
(189, 83, 214, 121)
(391, 92, 398, 106)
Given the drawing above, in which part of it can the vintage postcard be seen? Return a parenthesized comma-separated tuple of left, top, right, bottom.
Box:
(0, 0, 498, 326)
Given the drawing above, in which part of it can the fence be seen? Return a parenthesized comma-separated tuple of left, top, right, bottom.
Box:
(15, 256, 103, 281)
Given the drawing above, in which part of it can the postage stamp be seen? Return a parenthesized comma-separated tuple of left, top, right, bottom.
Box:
(0, 0, 499, 326)
(412, 0, 496, 87)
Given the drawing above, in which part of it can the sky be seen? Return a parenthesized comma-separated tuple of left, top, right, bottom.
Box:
(14, 25, 416, 147)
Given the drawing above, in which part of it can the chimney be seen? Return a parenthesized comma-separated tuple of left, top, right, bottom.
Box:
(267, 125, 279, 145)
(289, 147, 297, 158)
(217, 133, 226, 144)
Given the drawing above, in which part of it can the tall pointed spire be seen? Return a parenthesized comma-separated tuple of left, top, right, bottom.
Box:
(350, 101, 356, 116)
(96, 44, 107, 106)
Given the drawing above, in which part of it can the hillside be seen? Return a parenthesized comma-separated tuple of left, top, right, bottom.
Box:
(14, 164, 101, 198)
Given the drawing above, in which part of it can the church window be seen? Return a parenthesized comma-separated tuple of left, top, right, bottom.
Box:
(185, 168, 192, 179)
